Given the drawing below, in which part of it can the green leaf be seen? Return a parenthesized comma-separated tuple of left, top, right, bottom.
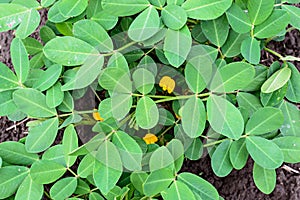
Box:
(182, 0, 232, 20)
(107, 52, 129, 72)
(226, 3, 251, 34)
(12, 0, 39, 8)
(33, 64, 62, 91)
(246, 136, 283, 169)
(149, 0, 165, 7)
(62, 55, 104, 91)
(282, 5, 300, 30)
(229, 139, 248, 170)
(40, 25, 56, 43)
(260, 83, 287, 107)
(161, 5, 187, 30)
(211, 140, 233, 177)
(46, 82, 64, 108)
(101, 0, 149, 16)
(279, 101, 300, 137)
(0, 166, 29, 199)
(207, 95, 244, 140)
(143, 168, 174, 197)
(201, 15, 229, 47)
(75, 179, 90, 195)
(245, 107, 284, 135)
(30, 160, 66, 184)
(210, 62, 255, 92)
(112, 131, 143, 171)
(111, 94, 133, 120)
(0, 141, 39, 165)
(191, 23, 207, 43)
(89, 192, 104, 200)
(43, 36, 99, 66)
(159, 108, 175, 126)
(0, 62, 20, 91)
(136, 96, 159, 129)
(253, 162, 276, 194)
(98, 67, 132, 93)
(63, 125, 78, 167)
(15, 175, 43, 200)
(166, 139, 184, 172)
(47, 1, 69, 23)
(164, 26, 192, 67)
(286, 62, 300, 103)
(167, 0, 184, 5)
(128, 6, 160, 42)
(0, 3, 28, 32)
(221, 30, 247, 58)
(15, 8, 40, 39)
(273, 136, 300, 163)
(11, 38, 29, 83)
(247, 0, 274, 25)
(149, 146, 174, 172)
(0, 90, 17, 116)
(58, 0, 88, 18)
(41, 0, 56, 7)
(236, 92, 262, 116)
(29, 52, 44, 69)
(130, 171, 148, 194)
(243, 65, 268, 91)
(58, 91, 74, 112)
(13, 88, 57, 118)
(50, 177, 77, 199)
(182, 97, 206, 138)
(42, 145, 66, 166)
(93, 141, 122, 195)
(25, 117, 59, 153)
(132, 68, 155, 94)
(22, 37, 43, 56)
(178, 172, 219, 200)
(185, 138, 203, 161)
(254, 10, 290, 39)
(91, 10, 118, 30)
(163, 181, 196, 200)
(261, 67, 291, 93)
(240, 36, 261, 65)
(73, 19, 113, 52)
(77, 153, 95, 178)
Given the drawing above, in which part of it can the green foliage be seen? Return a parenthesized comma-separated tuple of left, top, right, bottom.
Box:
(0, 0, 299, 198)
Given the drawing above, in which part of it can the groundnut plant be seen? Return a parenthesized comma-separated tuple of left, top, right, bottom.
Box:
(0, 0, 300, 199)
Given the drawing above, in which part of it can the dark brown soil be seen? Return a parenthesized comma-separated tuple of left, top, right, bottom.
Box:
(0, 8, 300, 200)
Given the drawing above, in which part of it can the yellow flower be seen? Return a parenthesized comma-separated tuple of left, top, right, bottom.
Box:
(143, 133, 158, 144)
(93, 109, 104, 122)
(159, 76, 175, 94)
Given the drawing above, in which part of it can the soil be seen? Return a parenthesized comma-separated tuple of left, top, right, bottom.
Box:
(0, 7, 300, 200)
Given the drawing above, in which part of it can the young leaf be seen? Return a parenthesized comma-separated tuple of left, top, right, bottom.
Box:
(143, 168, 174, 197)
(279, 101, 300, 137)
(33, 64, 62, 91)
(261, 67, 291, 93)
(226, 3, 251, 34)
(286, 62, 300, 103)
(0, 141, 39, 165)
(0, 62, 20, 91)
(15, 175, 43, 200)
(245, 107, 284, 135)
(247, 0, 274, 25)
(207, 95, 244, 140)
(43, 36, 99, 66)
(50, 177, 77, 199)
(136, 96, 159, 129)
(10, 38, 29, 83)
(201, 15, 229, 47)
(229, 139, 248, 170)
(112, 131, 143, 171)
(63, 125, 78, 167)
(130, 171, 148, 194)
(211, 140, 233, 177)
(246, 136, 283, 169)
(15, 8, 40, 39)
(178, 172, 219, 200)
(164, 25, 192, 67)
(73, 19, 113, 52)
(25, 117, 59, 153)
(240, 36, 261, 65)
(254, 10, 290, 39)
(282, 5, 300, 30)
(182, 0, 232, 20)
(0, 166, 29, 199)
(253, 162, 276, 194)
(185, 138, 203, 160)
(93, 141, 122, 195)
(209, 62, 255, 92)
(58, 91, 74, 112)
(77, 153, 95, 178)
(163, 181, 196, 200)
(149, 146, 175, 172)
(30, 160, 66, 184)
(128, 6, 160, 42)
(161, 5, 187, 30)
(13, 88, 57, 118)
(221, 30, 247, 58)
(101, 0, 149, 16)
(132, 68, 155, 94)
(181, 97, 206, 138)
(58, 0, 88, 18)
(46, 82, 64, 108)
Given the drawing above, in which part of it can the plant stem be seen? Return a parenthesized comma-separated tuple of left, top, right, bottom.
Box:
(203, 138, 230, 147)
(264, 47, 284, 60)
(103, 41, 137, 57)
(67, 167, 78, 177)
